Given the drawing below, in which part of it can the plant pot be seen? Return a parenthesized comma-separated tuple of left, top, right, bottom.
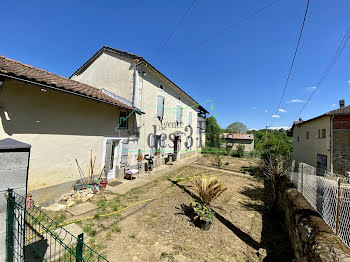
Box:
(194, 219, 212, 231)
(137, 157, 143, 161)
(100, 181, 108, 188)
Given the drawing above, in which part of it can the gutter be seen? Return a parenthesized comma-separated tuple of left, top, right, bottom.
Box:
(0, 73, 142, 114)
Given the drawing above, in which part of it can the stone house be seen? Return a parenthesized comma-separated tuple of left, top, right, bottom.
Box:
(292, 100, 350, 176)
(219, 133, 254, 152)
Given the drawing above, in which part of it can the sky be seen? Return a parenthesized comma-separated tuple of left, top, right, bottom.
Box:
(2, 0, 350, 130)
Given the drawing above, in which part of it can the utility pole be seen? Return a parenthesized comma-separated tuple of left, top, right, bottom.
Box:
(265, 126, 268, 142)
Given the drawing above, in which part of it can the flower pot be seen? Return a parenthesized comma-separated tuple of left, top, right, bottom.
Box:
(195, 219, 212, 231)
(137, 157, 143, 161)
(100, 181, 107, 188)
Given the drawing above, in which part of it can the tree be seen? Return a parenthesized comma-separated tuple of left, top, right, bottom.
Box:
(226, 122, 248, 134)
(205, 116, 221, 148)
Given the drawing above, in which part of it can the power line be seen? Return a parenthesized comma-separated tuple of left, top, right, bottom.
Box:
(191, 0, 282, 50)
(151, 0, 198, 61)
(295, 26, 350, 117)
(271, 0, 310, 126)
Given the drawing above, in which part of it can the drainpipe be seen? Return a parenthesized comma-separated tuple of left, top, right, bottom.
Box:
(330, 115, 334, 173)
(132, 60, 143, 108)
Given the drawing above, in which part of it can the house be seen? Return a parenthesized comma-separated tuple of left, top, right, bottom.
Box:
(70, 46, 208, 167)
(219, 133, 254, 152)
(292, 100, 350, 176)
(0, 47, 207, 203)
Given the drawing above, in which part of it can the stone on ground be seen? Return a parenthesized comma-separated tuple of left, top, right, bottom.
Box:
(42, 203, 66, 211)
(67, 201, 97, 216)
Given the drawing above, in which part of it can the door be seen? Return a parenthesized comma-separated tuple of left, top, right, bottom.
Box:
(316, 154, 327, 176)
(105, 139, 119, 179)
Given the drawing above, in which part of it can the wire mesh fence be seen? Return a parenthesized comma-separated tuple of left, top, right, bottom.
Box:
(288, 163, 350, 248)
(5, 189, 109, 262)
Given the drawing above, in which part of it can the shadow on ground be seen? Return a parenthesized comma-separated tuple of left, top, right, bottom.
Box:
(240, 182, 294, 261)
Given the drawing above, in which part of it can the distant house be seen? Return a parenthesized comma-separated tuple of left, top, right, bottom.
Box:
(292, 100, 350, 176)
(219, 133, 254, 152)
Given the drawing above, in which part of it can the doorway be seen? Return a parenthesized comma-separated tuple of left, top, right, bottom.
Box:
(173, 136, 181, 161)
(104, 139, 120, 179)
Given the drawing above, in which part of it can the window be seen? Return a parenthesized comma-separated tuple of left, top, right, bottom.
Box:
(306, 131, 309, 140)
(119, 111, 128, 129)
(188, 111, 192, 126)
(318, 129, 320, 139)
(321, 128, 326, 139)
(297, 136, 299, 142)
(178, 96, 181, 100)
(176, 105, 183, 124)
(156, 95, 165, 119)
(159, 84, 163, 90)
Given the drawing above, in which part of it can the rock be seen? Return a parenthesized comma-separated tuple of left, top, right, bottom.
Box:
(257, 248, 267, 259)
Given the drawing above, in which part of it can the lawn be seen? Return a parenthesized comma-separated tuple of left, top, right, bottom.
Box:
(50, 161, 293, 261)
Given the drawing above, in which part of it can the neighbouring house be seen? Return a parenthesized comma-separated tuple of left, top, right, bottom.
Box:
(292, 99, 350, 176)
(0, 47, 207, 203)
(0, 55, 140, 203)
(219, 133, 254, 152)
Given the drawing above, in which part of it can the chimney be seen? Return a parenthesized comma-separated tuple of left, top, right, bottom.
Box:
(298, 117, 303, 121)
(339, 99, 345, 108)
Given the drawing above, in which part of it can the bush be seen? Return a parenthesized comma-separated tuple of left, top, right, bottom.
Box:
(237, 144, 245, 158)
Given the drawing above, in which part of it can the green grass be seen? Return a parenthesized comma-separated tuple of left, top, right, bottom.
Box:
(83, 223, 96, 236)
(129, 233, 136, 239)
(111, 222, 121, 233)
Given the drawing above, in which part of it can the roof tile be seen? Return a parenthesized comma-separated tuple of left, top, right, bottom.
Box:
(0, 55, 135, 111)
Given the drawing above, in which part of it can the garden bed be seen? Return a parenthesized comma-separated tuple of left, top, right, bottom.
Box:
(47, 164, 292, 261)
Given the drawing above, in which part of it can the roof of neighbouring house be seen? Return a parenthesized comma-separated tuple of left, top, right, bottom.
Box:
(219, 133, 254, 140)
(71, 46, 209, 114)
(0, 55, 138, 112)
(293, 104, 350, 128)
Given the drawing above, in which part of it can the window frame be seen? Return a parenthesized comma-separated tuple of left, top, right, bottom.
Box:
(119, 111, 128, 129)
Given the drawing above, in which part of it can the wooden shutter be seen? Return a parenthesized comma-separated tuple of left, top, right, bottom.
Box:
(120, 141, 129, 167)
(105, 140, 113, 172)
(176, 105, 181, 123)
(188, 111, 192, 126)
(157, 95, 164, 119)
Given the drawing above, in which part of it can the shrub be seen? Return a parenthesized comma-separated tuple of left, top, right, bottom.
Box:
(237, 144, 245, 158)
(191, 175, 227, 206)
(192, 200, 215, 222)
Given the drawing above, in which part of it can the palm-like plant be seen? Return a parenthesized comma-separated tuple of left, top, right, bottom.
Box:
(191, 175, 227, 206)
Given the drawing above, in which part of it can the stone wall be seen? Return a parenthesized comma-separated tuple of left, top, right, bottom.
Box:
(277, 178, 350, 262)
(333, 129, 350, 176)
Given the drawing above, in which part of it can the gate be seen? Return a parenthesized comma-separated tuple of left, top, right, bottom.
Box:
(5, 189, 109, 261)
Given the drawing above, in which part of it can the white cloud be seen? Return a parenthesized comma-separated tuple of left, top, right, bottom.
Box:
(348, 80, 350, 84)
(264, 109, 268, 113)
(278, 108, 287, 113)
(287, 99, 305, 103)
(252, 106, 256, 110)
(272, 115, 280, 118)
(306, 86, 317, 91)
(269, 126, 290, 130)
(331, 104, 336, 107)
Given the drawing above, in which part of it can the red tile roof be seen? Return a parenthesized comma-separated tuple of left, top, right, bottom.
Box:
(220, 133, 254, 140)
(326, 105, 350, 115)
(0, 55, 135, 111)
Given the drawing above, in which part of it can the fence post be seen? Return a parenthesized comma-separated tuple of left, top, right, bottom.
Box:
(76, 233, 84, 262)
(335, 178, 341, 235)
(301, 164, 304, 194)
(6, 189, 14, 262)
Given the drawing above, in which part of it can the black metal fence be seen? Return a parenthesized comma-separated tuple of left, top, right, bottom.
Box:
(5, 189, 109, 261)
